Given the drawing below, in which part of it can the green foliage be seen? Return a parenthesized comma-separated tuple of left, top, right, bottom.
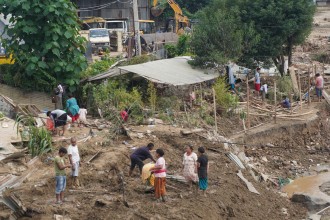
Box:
(190, 0, 247, 67)
(190, 0, 315, 72)
(164, 35, 192, 58)
(237, 0, 315, 72)
(175, 0, 212, 14)
(147, 82, 157, 113)
(80, 57, 117, 79)
(15, 115, 52, 157)
(120, 55, 155, 66)
(177, 34, 191, 56)
(277, 76, 293, 95)
(164, 44, 177, 58)
(213, 77, 238, 111)
(0, 0, 88, 91)
(85, 81, 143, 123)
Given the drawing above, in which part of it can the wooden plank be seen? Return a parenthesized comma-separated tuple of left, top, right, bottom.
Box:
(289, 67, 299, 94)
(323, 90, 330, 106)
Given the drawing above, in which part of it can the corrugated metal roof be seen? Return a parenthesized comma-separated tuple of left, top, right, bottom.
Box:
(118, 56, 219, 85)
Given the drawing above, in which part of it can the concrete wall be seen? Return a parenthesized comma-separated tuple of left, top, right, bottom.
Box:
(0, 84, 54, 111)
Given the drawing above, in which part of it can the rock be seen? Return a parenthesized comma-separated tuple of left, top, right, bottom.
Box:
(261, 156, 268, 163)
(281, 208, 288, 216)
(226, 206, 235, 217)
(291, 160, 298, 166)
(283, 161, 291, 166)
(266, 143, 275, 148)
(94, 199, 109, 207)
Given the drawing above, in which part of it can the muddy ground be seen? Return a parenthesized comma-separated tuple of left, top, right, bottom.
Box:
(0, 101, 328, 220)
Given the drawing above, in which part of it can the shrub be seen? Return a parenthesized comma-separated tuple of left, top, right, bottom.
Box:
(80, 57, 117, 80)
(164, 44, 177, 58)
(213, 77, 238, 112)
(147, 81, 157, 113)
(15, 115, 52, 157)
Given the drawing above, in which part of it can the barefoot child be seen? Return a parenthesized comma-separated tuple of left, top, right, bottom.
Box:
(150, 149, 166, 202)
(67, 137, 80, 188)
(197, 147, 209, 196)
(55, 147, 71, 204)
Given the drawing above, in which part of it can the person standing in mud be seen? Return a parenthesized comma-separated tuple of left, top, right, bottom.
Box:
(315, 73, 324, 102)
(150, 148, 166, 202)
(182, 144, 198, 188)
(67, 137, 80, 188)
(54, 147, 71, 204)
(197, 147, 209, 196)
(129, 143, 156, 176)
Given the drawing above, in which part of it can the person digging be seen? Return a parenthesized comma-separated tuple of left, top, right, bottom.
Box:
(129, 143, 156, 177)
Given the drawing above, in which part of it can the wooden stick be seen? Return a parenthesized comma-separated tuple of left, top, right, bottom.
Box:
(274, 81, 277, 124)
(289, 92, 293, 115)
(87, 151, 101, 164)
(297, 70, 302, 111)
(242, 119, 247, 134)
(212, 88, 217, 133)
(235, 123, 265, 135)
(246, 77, 250, 129)
(251, 105, 275, 113)
(308, 67, 311, 106)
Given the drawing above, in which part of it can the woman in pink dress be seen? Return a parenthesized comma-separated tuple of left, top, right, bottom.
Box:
(182, 145, 198, 188)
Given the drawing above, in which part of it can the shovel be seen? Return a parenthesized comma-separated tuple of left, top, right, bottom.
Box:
(120, 175, 129, 208)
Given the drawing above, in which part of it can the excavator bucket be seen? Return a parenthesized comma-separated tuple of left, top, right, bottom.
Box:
(151, 6, 164, 17)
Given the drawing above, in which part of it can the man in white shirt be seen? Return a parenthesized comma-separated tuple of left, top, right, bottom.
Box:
(67, 137, 80, 187)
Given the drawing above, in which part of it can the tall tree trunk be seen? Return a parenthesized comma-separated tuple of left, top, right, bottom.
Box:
(272, 56, 285, 76)
(288, 36, 293, 66)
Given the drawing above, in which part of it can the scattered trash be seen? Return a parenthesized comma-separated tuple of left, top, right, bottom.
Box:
(237, 170, 260, 195)
(226, 152, 245, 169)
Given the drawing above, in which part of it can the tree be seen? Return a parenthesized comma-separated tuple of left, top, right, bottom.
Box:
(190, 0, 315, 74)
(0, 0, 87, 91)
(238, 0, 315, 74)
(190, 0, 259, 67)
(176, 0, 212, 14)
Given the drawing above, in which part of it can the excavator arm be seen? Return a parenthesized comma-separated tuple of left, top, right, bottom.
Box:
(151, 0, 189, 33)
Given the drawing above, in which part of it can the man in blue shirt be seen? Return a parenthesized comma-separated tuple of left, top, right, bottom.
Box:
(129, 143, 156, 176)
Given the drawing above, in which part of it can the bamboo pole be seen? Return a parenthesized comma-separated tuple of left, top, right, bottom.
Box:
(274, 81, 277, 124)
(246, 77, 250, 129)
(212, 88, 217, 133)
(297, 71, 302, 111)
(289, 92, 293, 114)
(308, 67, 311, 106)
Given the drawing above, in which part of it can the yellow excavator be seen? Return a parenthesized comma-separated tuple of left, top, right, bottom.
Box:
(151, 0, 189, 34)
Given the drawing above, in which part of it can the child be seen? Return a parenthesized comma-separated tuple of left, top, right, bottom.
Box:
(150, 149, 166, 202)
(54, 147, 71, 204)
(67, 137, 80, 188)
(197, 147, 209, 196)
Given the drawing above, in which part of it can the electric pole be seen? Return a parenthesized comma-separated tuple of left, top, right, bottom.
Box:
(133, 0, 141, 56)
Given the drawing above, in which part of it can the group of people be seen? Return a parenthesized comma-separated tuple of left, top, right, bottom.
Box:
(48, 84, 87, 136)
(129, 143, 209, 202)
(54, 137, 81, 204)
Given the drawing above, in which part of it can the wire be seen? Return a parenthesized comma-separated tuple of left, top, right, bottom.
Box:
(77, 0, 132, 12)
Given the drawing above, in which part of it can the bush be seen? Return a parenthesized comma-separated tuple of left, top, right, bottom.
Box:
(15, 115, 52, 157)
(213, 77, 238, 112)
(80, 57, 117, 80)
(147, 81, 157, 113)
(164, 45, 177, 58)
(277, 76, 293, 95)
